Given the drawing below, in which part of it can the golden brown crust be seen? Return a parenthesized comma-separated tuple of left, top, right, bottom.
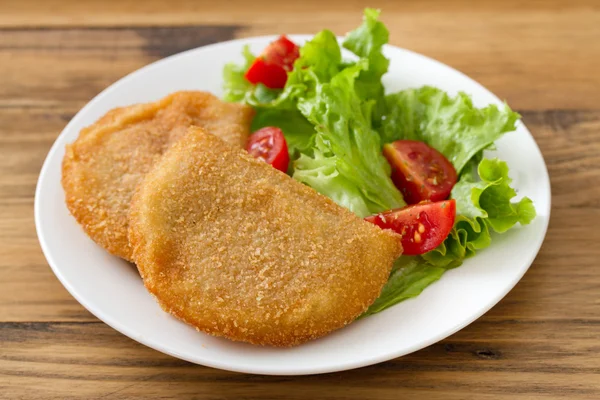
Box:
(129, 127, 402, 347)
(61, 91, 254, 261)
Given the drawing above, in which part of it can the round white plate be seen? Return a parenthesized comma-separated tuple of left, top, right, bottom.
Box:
(35, 35, 551, 375)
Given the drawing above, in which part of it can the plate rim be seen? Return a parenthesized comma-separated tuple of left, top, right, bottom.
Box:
(34, 34, 552, 375)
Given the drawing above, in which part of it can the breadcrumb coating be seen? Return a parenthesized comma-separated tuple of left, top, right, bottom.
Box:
(129, 127, 402, 347)
(61, 91, 254, 260)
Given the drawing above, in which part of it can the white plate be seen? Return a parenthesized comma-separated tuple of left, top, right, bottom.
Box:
(35, 35, 551, 375)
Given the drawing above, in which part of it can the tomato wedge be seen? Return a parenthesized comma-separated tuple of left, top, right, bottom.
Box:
(384, 140, 457, 204)
(245, 35, 300, 89)
(246, 127, 290, 172)
(365, 200, 456, 255)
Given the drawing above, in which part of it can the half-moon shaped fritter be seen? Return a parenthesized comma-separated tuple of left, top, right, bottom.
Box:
(128, 127, 402, 347)
(61, 91, 253, 261)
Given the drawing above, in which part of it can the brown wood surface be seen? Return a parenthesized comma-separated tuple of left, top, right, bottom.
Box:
(1, 0, 599, 398)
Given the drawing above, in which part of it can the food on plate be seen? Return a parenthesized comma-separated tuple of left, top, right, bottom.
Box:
(383, 140, 458, 204)
(246, 126, 290, 172)
(223, 8, 537, 316)
(365, 200, 456, 256)
(128, 127, 402, 346)
(62, 91, 254, 261)
(57, 7, 538, 347)
(244, 35, 300, 89)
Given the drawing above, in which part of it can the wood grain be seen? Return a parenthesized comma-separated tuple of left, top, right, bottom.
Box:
(1, 0, 599, 110)
(0, 0, 599, 398)
(1, 320, 599, 399)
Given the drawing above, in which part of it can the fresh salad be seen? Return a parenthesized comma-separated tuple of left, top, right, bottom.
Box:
(223, 9, 536, 315)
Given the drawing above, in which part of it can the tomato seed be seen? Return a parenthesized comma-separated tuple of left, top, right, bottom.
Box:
(414, 231, 422, 243)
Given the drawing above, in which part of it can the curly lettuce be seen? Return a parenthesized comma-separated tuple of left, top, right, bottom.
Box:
(363, 158, 536, 316)
(380, 87, 520, 173)
(222, 8, 536, 316)
(223, 45, 256, 103)
(422, 158, 536, 268)
(292, 59, 405, 216)
(342, 8, 389, 103)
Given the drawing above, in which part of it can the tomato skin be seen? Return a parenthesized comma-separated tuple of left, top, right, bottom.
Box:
(246, 127, 290, 172)
(261, 35, 300, 70)
(245, 58, 289, 89)
(383, 140, 457, 204)
(365, 200, 456, 255)
(244, 35, 300, 89)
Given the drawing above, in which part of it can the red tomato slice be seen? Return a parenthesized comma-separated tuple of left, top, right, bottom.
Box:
(383, 140, 457, 204)
(261, 35, 300, 70)
(246, 127, 290, 172)
(365, 200, 456, 255)
(245, 35, 300, 89)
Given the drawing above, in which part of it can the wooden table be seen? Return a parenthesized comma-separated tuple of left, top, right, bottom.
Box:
(1, 0, 599, 398)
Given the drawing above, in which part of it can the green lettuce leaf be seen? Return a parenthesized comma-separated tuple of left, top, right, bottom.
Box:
(362, 257, 445, 316)
(223, 45, 256, 102)
(380, 87, 520, 172)
(343, 8, 390, 103)
(423, 158, 536, 267)
(292, 29, 342, 83)
(288, 20, 403, 216)
(292, 58, 405, 217)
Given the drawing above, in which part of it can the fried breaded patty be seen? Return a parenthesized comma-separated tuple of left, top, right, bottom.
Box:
(128, 127, 402, 347)
(62, 91, 254, 261)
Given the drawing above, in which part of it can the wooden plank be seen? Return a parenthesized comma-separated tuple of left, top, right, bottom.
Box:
(1, 0, 598, 27)
(1, 321, 599, 399)
(0, 26, 240, 108)
(0, 8, 598, 110)
(522, 110, 600, 209)
(0, 25, 241, 58)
